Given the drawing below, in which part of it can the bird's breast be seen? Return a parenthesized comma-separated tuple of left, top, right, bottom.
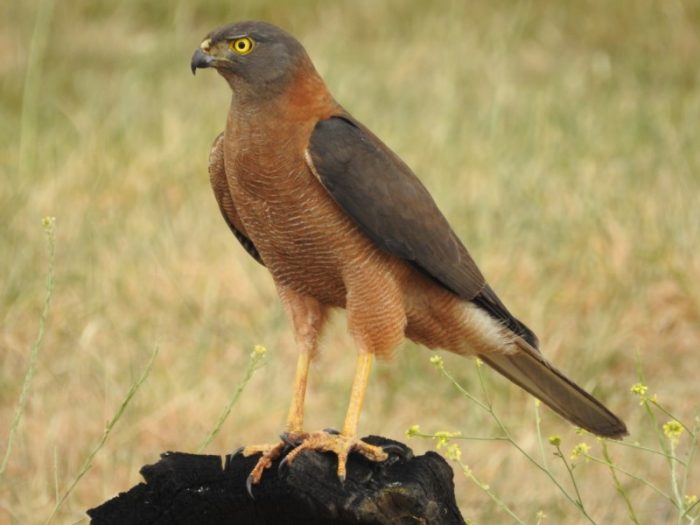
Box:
(224, 141, 373, 306)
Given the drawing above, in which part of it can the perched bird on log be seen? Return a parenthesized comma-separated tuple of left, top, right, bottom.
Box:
(191, 20, 627, 488)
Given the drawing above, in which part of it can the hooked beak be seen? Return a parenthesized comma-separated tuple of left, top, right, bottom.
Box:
(191, 48, 215, 75)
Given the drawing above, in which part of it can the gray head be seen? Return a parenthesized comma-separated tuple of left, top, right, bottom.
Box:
(191, 21, 312, 98)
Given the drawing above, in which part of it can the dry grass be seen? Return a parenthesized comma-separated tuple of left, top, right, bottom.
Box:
(1, 0, 699, 523)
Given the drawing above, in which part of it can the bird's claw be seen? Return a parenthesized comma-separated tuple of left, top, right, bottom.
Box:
(243, 431, 389, 492)
(240, 441, 286, 497)
(281, 430, 389, 481)
(245, 473, 255, 499)
(242, 432, 308, 496)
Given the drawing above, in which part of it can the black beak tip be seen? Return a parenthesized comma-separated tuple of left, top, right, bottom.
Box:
(190, 48, 213, 76)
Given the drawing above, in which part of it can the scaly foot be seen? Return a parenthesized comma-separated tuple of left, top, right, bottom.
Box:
(241, 431, 307, 491)
(280, 430, 389, 481)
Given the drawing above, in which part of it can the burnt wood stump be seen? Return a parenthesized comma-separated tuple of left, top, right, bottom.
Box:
(87, 435, 465, 525)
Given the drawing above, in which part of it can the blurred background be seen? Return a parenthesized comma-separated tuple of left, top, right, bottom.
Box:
(1, 0, 698, 523)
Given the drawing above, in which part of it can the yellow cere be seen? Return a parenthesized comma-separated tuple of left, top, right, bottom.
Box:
(200, 38, 211, 52)
(230, 37, 254, 55)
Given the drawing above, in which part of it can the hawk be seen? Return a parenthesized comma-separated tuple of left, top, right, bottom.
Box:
(191, 20, 626, 487)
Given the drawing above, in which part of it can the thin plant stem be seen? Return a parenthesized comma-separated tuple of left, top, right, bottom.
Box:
(609, 438, 686, 463)
(651, 401, 694, 435)
(44, 345, 159, 525)
(437, 361, 490, 411)
(452, 435, 510, 443)
(475, 358, 492, 408)
(0, 218, 56, 481)
(584, 453, 674, 504)
(681, 499, 700, 522)
(601, 441, 642, 524)
(680, 418, 700, 522)
(413, 431, 509, 443)
(534, 400, 548, 470)
(457, 460, 527, 525)
(644, 402, 668, 454)
(53, 447, 59, 507)
(553, 443, 593, 523)
(197, 346, 267, 453)
(636, 358, 672, 462)
(670, 439, 684, 524)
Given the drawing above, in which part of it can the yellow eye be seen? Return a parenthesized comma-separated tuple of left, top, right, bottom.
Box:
(230, 37, 254, 55)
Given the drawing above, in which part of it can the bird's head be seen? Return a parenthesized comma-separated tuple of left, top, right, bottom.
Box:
(191, 21, 311, 99)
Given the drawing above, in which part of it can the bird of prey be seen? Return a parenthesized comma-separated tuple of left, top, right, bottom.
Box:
(191, 20, 626, 486)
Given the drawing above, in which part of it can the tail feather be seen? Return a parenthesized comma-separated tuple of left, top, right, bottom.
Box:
(479, 339, 627, 438)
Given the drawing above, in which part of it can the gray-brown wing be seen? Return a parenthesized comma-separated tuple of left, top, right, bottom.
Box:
(306, 116, 538, 348)
(209, 132, 264, 265)
(305, 116, 484, 298)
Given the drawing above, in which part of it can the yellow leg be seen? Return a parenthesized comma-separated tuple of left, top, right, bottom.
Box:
(281, 350, 387, 480)
(244, 288, 330, 490)
(286, 349, 311, 433)
(244, 349, 311, 486)
(342, 351, 373, 437)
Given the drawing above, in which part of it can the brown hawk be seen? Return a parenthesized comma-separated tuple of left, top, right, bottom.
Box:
(191, 20, 626, 487)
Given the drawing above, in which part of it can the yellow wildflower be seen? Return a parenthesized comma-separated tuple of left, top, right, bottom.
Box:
(445, 443, 462, 461)
(434, 430, 461, 449)
(570, 442, 591, 461)
(430, 355, 444, 368)
(630, 383, 647, 396)
(662, 420, 684, 443)
(406, 424, 421, 438)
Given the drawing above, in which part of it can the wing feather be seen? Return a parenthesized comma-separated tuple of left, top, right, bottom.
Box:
(306, 116, 537, 346)
(306, 116, 484, 298)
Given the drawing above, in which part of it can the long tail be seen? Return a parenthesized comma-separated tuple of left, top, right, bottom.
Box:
(479, 339, 627, 438)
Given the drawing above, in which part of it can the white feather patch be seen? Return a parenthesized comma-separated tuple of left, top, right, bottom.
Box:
(461, 302, 517, 355)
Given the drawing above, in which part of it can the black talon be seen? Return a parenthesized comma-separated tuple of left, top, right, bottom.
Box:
(245, 474, 256, 499)
(232, 446, 245, 457)
(381, 443, 412, 459)
(280, 432, 301, 447)
(278, 455, 291, 474)
(323, 427, 341, 435)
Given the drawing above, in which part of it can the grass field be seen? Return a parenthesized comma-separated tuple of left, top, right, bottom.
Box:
(1, 0, 699, 523)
